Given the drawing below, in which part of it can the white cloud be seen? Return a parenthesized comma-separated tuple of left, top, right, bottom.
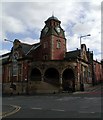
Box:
(20, 37, 40, 45)
(2, 0, 103, 3)
(1, 1, 101, 61)
(2, 15, 26, 33)
(66, 34, 80, 51)
(0, 49, 10, 55)
(93, 54, 101, 62)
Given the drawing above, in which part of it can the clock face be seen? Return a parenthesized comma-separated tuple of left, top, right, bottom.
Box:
(56, 27, 60, 33)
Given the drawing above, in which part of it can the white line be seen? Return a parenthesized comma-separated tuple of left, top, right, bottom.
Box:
(79, 111, 95, 114)
(51, 109, 65, 112)
(84, 97, 95, 100)
(31, 107, 42, 110)
(56, 98, 63, 101)
(90, 112, 95, 114)
(79, 111, 89, 113)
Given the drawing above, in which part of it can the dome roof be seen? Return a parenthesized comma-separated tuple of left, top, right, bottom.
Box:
(46, 15, 60, 22)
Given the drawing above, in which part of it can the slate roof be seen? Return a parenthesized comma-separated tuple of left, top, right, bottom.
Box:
(46, 15, 60, 22)
(65, 49, 80, 60)
(1, 41, 40, 64)
(21, 42, 40, 55)
(0, 52, 11, 64)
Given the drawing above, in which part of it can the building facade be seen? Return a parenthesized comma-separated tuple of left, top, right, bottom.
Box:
(1, 16, 103, 95)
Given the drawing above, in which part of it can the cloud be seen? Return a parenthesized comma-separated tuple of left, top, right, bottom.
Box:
(20, 37, 40, 44)
(1, 1, 101, 61)
(66, 34, 80, 51)
(93, 54, 101, 61)
(2, 15, 26, 33)
(0, 49, 10, 55)
(2, 0, 102, 3)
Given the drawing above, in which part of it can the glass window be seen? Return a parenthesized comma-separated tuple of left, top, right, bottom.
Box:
(57, 40, 61, 49)
(44, 42, 48, 48)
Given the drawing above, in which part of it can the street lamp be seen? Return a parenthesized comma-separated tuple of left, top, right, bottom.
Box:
(80, 34, 91, 49)
(4, 38, 13, 82)
(79, 34, 91, 91)
(4, 39, 13, 43)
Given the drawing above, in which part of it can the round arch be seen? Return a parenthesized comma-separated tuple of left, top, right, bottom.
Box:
(62, 68, 75, 92)
(44, 68, 59, 86)
(30, 68, 42, 81)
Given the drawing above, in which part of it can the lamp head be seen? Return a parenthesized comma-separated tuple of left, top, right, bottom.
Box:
(87, 34, 91, 36)
(4, 39, 7, 41)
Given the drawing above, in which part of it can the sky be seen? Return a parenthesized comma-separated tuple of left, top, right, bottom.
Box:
(0, 0, 102, 61)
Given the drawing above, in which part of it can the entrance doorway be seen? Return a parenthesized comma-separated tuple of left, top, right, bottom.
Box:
(62, 68, 75, 92)
(30, 68, 41, 81)
(44, 68, 59, 86)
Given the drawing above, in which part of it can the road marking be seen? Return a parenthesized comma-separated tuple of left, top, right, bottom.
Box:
(31, 107, 65, 112)
(51, 109, 65, 112)
(56, 97, 81, 101)
(74, 91, 102, 94)
(84, 97, 96, 100)
(56, 98, 63, 101)
(90, 112, 95, 114)
(2, 105, 21, 118)
(79, 111, 89, 113)
(79, 111, 95, 114)
(31, 107, 42, 110)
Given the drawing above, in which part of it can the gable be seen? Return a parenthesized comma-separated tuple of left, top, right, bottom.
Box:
(81, 44, 88, 62)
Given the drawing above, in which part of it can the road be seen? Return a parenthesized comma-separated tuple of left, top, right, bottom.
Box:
(2, 87, 102, 119)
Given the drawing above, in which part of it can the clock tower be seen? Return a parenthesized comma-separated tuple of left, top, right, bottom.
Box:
(40, 15, 66, 60)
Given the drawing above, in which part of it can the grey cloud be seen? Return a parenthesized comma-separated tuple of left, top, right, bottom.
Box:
(2, 1, 101, 61)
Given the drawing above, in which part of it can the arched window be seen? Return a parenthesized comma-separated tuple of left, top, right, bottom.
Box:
(43, 42, 48, 48)
(57, 40, 61, 49)
(43, 55, 48, 60)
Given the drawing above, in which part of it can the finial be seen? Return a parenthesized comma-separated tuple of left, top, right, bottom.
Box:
(52, 11, 54, 17)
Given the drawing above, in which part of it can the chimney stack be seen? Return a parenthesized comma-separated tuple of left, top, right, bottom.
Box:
(88, 48, 89, 52)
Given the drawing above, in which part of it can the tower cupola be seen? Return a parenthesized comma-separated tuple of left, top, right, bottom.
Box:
(40, 15, 66, 60)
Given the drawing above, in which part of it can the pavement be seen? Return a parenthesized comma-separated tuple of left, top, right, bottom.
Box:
(73, 83, 102, 95)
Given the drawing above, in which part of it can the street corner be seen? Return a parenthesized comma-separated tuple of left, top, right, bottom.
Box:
(1, 104, 21, 118)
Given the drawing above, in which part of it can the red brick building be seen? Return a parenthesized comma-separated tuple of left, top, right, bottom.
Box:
(1, 16, 103, 94)
(93, 60, 103, 84)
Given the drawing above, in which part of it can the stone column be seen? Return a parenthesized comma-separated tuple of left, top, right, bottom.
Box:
(41, 73, 44, 81)
(59, 73, 63, 92)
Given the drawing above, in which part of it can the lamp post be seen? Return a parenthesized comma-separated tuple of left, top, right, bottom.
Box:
(4, 39, 15, 92)
(79, 34, 91, 91)
(4, 39, 13, 43)
(80, 34, 91, 49)
(4, 39, 19, 90)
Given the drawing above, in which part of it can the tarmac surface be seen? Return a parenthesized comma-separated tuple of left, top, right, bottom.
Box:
(2, 104, 21, 118)
(1, 83, 102, 118)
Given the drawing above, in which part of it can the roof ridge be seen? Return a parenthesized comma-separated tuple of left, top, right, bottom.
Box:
(26, 44, 40, 55)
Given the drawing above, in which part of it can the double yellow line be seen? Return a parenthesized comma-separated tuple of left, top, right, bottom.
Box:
(0, 105, 21, 118)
